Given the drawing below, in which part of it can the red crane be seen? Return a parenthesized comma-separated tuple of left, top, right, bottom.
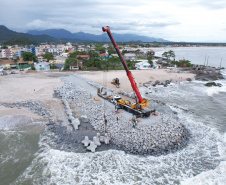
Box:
(102, 26, 144, 103)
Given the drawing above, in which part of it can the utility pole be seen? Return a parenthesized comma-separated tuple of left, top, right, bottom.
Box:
(220, 58, 222, 68)
(204, 53, 207, 66)
(206, 56, 209, 66)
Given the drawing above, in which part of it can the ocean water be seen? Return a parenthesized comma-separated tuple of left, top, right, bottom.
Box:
(1, 48, 226, 184)
(154, 47, 226, 68)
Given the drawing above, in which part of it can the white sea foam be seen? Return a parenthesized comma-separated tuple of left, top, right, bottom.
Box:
(0, 115, 40, 131)
(181, 161, 226, 185)
(14, 109, 226, 185)
(12, 77, 226, 184)
(205, 82, 226, 96)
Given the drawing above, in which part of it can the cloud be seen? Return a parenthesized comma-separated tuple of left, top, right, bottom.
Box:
(1, 0, 226, 42)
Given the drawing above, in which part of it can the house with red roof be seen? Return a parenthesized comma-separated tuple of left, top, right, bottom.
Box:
(76, 55, 90, 60)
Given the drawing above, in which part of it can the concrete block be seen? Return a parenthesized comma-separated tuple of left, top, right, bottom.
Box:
(87, 141, 97, 152)
(82, 136, 90, 147)
(81, 115, 89, 123)
(93, 136, 101, 146)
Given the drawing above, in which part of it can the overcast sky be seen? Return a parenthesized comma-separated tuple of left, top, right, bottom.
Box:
(1, 0, 226, 42)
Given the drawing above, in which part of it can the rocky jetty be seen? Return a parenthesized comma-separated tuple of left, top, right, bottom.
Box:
(194, 69, 224, 81)
(54, 75, 190, 156)
(1, 100, 52, 117)
(205, 82, 222, 87)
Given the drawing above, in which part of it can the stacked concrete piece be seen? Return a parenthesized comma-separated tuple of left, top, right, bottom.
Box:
(61, 98, 80, 131)
(54, 75, 190, 155)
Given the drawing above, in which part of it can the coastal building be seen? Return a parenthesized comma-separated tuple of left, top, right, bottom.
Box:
(34, 62, 50, 72)
(76, 55, 90, 60)
(18, 58, 33, 69)
(0, 49, 13, 58)
(124, 53, 137, 60)
(15, 50, 26, 58)
(99, 53, 110, 58)
(0, 59, 16, 69)
(135, 60, 151, 70)
(60, 53, 69, 58)
(69, 61, 83, 70)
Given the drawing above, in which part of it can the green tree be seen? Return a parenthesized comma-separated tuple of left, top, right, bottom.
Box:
(88, 50, 98, 58)
(95, 44, 105, 54)
(162, 50, 175, 61)
(69, 51, 87, 58)
(122, 50, 128, 55)
(70, 51, 80, 58)
(64, 58, 78, 70)
(109, 56, 120, 69)
(162, 51, 170, 61)
(170, 59, 193, 67)
(2, 45, 8, 49)
(168, 50, 175, 61)
(107, 47, 116, 55)
(22, 52, 37, 62)
(50, 61, 57, 69)
(42, 53, 54, 62)
(180, 59, 193, 67)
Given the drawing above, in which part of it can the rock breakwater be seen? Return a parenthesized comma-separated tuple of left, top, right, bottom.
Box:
(54, 75, 190, 155)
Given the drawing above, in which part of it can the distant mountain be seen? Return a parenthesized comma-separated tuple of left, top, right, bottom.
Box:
(27, 28, 170, 42)
(0, 25, 62, 44)
(27, 29, 74, 39)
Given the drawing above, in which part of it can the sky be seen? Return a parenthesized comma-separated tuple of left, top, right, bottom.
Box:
(1, 0, 226, 42)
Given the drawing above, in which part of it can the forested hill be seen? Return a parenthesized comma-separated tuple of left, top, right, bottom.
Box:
(0, 25, 61, 44)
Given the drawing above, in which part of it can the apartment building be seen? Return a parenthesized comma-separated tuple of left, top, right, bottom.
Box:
(0, 49, 13, 58)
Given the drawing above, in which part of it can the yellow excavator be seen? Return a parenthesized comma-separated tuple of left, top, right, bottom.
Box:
(111, 78, 120, 88)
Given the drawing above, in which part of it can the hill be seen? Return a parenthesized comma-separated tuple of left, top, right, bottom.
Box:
(0, 25, 62, 43)
(27, 28, 170, 42)
(4, 37, 38, 46)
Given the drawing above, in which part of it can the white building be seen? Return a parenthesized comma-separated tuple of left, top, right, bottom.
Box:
(60, 53, 69, 58)
(135, 60, 151, 70)
(124, 53, 137, 60)
(34, 62, 50, 72)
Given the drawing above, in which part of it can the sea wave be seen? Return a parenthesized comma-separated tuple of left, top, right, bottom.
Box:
(13, 108, 226, 185)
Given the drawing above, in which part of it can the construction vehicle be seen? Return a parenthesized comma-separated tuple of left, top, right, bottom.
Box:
(97, 87, 113, 100)
(102, 26, 152, 117)
(111, 78, 120, 88)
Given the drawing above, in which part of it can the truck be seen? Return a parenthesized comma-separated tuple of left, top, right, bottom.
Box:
(102, 26, 152, 118)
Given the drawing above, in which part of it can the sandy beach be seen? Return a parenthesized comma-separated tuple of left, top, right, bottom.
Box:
(0, 69, 195, 118)
(78, 69, 195, 93)
(0, 73, 65, 122)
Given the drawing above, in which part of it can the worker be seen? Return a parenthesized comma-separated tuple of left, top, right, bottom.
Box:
(132, 114, 137, 128)
(116, 115, 119, 122)
(133, 120, 137, 128)
(132, 114, 136, 123)
(115, 105, 118, 113)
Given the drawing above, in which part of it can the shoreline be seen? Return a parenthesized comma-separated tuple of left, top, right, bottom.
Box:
(0, 71, 191, 155)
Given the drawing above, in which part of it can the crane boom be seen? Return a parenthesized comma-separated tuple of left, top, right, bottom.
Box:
(102, 26, 144, 103)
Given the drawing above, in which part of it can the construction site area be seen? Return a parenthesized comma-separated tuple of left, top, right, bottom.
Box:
(0, 27, 195, 155)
